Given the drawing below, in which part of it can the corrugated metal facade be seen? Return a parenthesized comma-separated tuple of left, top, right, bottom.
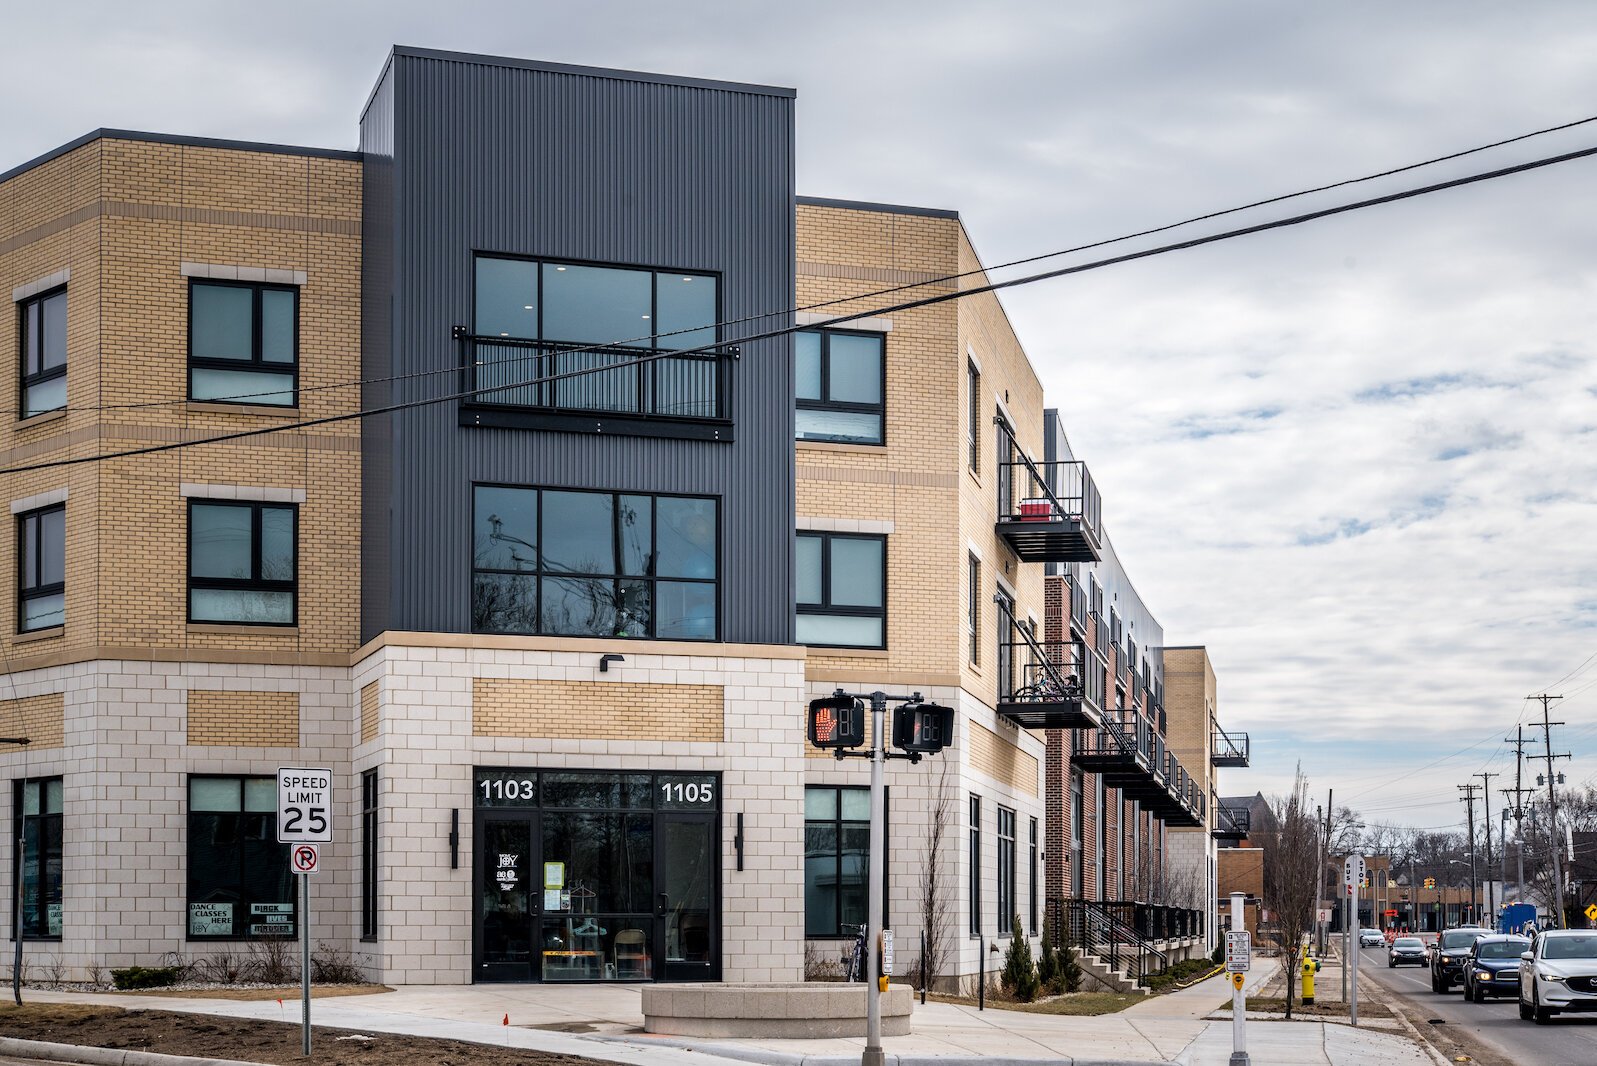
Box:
(359, 48, 797, 644)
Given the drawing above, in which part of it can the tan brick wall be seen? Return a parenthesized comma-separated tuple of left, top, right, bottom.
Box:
(1164, 647, 1218, 797)
(0, 136, 362, 672)
(472, 678, 725, 741)
(186, 689, 300, 746)
(1218, 847, 1263, 900)
(360, 681, 379, 743)
(0, 692, 64, 749)
(967, 720, 1039, 797)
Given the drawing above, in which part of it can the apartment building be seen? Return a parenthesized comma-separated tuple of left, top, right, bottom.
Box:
(1, 45, 1241, 989)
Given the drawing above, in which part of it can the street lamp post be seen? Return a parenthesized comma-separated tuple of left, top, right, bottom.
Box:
(2, 736, 31, 1007)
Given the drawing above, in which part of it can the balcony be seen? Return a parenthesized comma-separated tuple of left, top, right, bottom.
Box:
(1212, 726, 1251, 767)
(1212, 804, 1251, 842)
(1073, 714, 1204, 826)
(455, 329, 737, 440)
(994, 424, 1103, 563)
(995, 601, 1104, 730)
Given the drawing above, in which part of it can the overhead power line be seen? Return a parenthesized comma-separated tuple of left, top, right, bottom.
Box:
(5, 139, 1597, 478)
(15, 112, 1597, 417)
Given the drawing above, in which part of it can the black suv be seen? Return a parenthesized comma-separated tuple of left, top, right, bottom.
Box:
(1433, 927, 1493, 993)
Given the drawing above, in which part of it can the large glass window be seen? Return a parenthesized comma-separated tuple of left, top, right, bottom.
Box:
(187, 776, 293, 939)
(19, 288, 67, 419)
(1029, 816, 1039, 935)
(967, 361, 980, 472)
(13, 777, 62, 939)
(471, 257, 720, 418)
(795, 329, 884, 444)
(796, 532, 884, 648)
(804, 786, 881, 938)
(997, 806, 1015, 935)
(967, 555, 980, 666)
(17, 504, 64, 632)
(188, 281, 297, 406)
(187, 501, 297, 625)
(472, 486, 717, 640)
(969, 794, 982, 937)
(361, 770, 378, 941)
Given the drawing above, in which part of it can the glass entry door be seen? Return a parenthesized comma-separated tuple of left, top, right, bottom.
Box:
(475, 814, 538, 982)
(656, 813, 718, 981)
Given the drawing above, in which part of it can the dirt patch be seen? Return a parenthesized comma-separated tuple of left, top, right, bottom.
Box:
(0, 1003, 605, 1065)
(118, 984, 393, 1001)
(1216, 995, 1395, 1020)
(925, 990, 1143, 1015)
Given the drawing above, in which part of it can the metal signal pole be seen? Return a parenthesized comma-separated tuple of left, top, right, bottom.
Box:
(1531, 695, 1567, 927)
(1475, 771, 1496, 923)
(1458, 784, 1479, 924)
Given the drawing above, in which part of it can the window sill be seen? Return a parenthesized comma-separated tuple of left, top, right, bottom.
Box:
(187, 624, 300, 636)
(461, 404, 734, 442)
(13, 625, 64, 644)
(796, 439, 886, 454)
(187, 401, 300, 417)
(17, 408, 67, 430)
(967, 468, 982, 488)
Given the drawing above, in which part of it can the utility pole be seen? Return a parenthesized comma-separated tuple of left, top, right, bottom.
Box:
(1530, 694, 1567, 928)
(1315, 791, 1331, 956)
(1475, 771, 1496, 924)
(1458, 784, 1480, 925)
(1504, 726, 1531, 902)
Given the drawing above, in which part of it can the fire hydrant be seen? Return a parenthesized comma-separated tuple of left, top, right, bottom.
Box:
(1302, 954, 1321, 1006)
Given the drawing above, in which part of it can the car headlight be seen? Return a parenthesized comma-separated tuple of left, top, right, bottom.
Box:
(1539, 971, 1565, 983)
(1474, 971, 1491, 981)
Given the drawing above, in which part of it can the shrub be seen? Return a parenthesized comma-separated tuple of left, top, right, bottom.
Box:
(111, 966, 182, 990)
(1057, 938, 1083, 993)
(247, 933, 299, 985)
(310, 942, 363, 984)
(999, 916, 1040, 1002)
(1037, 933, 1060, 994)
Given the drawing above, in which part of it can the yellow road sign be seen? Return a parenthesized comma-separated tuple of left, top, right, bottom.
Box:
(1232, 971, 1245, 990)
(1585, 903, 1597, 922)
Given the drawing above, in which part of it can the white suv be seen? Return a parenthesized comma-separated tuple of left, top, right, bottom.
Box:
(1519, 930, 1597, 1023)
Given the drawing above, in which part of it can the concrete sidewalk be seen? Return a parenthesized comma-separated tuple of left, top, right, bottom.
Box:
(27, 968, 1436, 1066)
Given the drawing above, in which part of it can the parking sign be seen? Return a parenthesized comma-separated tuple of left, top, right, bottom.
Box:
(277, 767, 333, 843)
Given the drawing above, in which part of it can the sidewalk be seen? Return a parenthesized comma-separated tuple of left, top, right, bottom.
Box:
(25, 967, 1435, 1066)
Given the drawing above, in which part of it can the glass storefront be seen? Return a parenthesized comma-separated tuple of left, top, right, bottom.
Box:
(473, 768, 719, 983)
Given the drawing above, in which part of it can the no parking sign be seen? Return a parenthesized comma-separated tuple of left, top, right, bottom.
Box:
(292, 843, 320, 875)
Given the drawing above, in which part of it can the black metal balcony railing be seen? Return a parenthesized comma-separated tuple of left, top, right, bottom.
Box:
(1073, 712, 1204, 827)
(1212, 804, 1251, 841)
(993, 424, 1103, 563)
(456, 330, 736, 427)
(1047, 899, 1205, 988)
(994, 599, 1104, 730)
(1212, 726, 1251, 767)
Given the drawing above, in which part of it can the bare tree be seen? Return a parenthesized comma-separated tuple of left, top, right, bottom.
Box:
(1256, 767, 1318, 1020)
(919, 757, 955, 990)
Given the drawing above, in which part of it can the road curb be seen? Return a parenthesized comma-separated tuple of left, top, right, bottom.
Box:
(0, 1036, 272, 1066)
(583, 1033, 1175, 1066)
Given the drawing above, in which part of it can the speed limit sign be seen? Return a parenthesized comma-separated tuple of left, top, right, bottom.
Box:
(277, 767, 333, 843)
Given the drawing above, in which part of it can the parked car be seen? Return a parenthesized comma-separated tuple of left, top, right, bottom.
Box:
(1432, 927, 1492, 992)
(1390, 936, 1428, 967)
(1520, 930, 1597, 1023)
(1359, 928, 1386, 948)
(1464, 935, 1530, 1002)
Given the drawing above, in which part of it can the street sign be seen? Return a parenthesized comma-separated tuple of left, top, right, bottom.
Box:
(1585, 903, 1597, 923)
(277, 767, 333, 843)
(291, 843, 320, 875)
(1225, 930, 1252, 972)
(1343, 854, 1366, 890)
(1317, 908, 1333, 923)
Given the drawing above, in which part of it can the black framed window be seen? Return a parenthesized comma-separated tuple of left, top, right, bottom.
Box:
(17, 504, 64, 633)
(19, 288, 66, 419)
(1070, 771, 1084, 898)
(1029, 816, 1038, 935)
(997, 806, 1015, 935)
(995, 588, 1015, 697)
(188, 280, 298, 406)
(969, 794, 982, 937)
(13, 776, 62, 940)
(187, 776, 293, 940)
(966, 361, 980, 472)
(472, 485, 718, 640)
(796, 532, 884, 648)
(804, 786, 886, 937)
(795, 329, 884, 444)
(967, 554, 980, 666)
(471, 256, 721, 419)
(361, 770, 378, 941)
(187, 501, 297, 625)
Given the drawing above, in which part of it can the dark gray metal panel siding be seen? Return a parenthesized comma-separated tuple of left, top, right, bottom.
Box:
(373, 52, 795, 645)
(359, 65, 396, 643)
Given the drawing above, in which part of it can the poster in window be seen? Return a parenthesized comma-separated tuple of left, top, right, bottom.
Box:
(189, 902, 234, 936)
(47, 903, 62, 937)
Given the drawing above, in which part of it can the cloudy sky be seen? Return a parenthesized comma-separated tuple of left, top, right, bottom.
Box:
(6, 1, 1595, 841)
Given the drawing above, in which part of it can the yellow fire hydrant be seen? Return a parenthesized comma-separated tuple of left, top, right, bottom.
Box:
(1302, 954, 1321, 1005)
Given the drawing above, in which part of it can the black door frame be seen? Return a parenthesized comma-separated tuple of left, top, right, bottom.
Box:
(472, 809, 541, 982)
(654, 810, 722, 982)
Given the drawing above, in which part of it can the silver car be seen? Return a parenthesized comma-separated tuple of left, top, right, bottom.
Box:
(1519, 930, 1597, 1023)
(1359, 928, 1385, 948)
(1390, 936, 1428, 967)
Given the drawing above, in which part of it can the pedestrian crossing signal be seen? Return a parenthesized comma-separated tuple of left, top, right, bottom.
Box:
(892, 702, 955, 754)
(808, 694, 865, 749)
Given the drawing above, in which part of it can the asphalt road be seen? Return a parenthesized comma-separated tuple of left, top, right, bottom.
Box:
(1359, 943, 1597, 1066)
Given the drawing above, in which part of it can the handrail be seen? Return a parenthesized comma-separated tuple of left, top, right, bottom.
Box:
(993, 595, 1105, 712)
(993, 418, 1103, 537)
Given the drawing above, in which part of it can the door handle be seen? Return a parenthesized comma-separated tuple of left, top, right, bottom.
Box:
(658, 892, 668, 916)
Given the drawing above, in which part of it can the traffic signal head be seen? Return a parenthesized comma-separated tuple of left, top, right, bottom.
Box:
(808, 693, 865, 749)
(892, 702, 955, 754)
